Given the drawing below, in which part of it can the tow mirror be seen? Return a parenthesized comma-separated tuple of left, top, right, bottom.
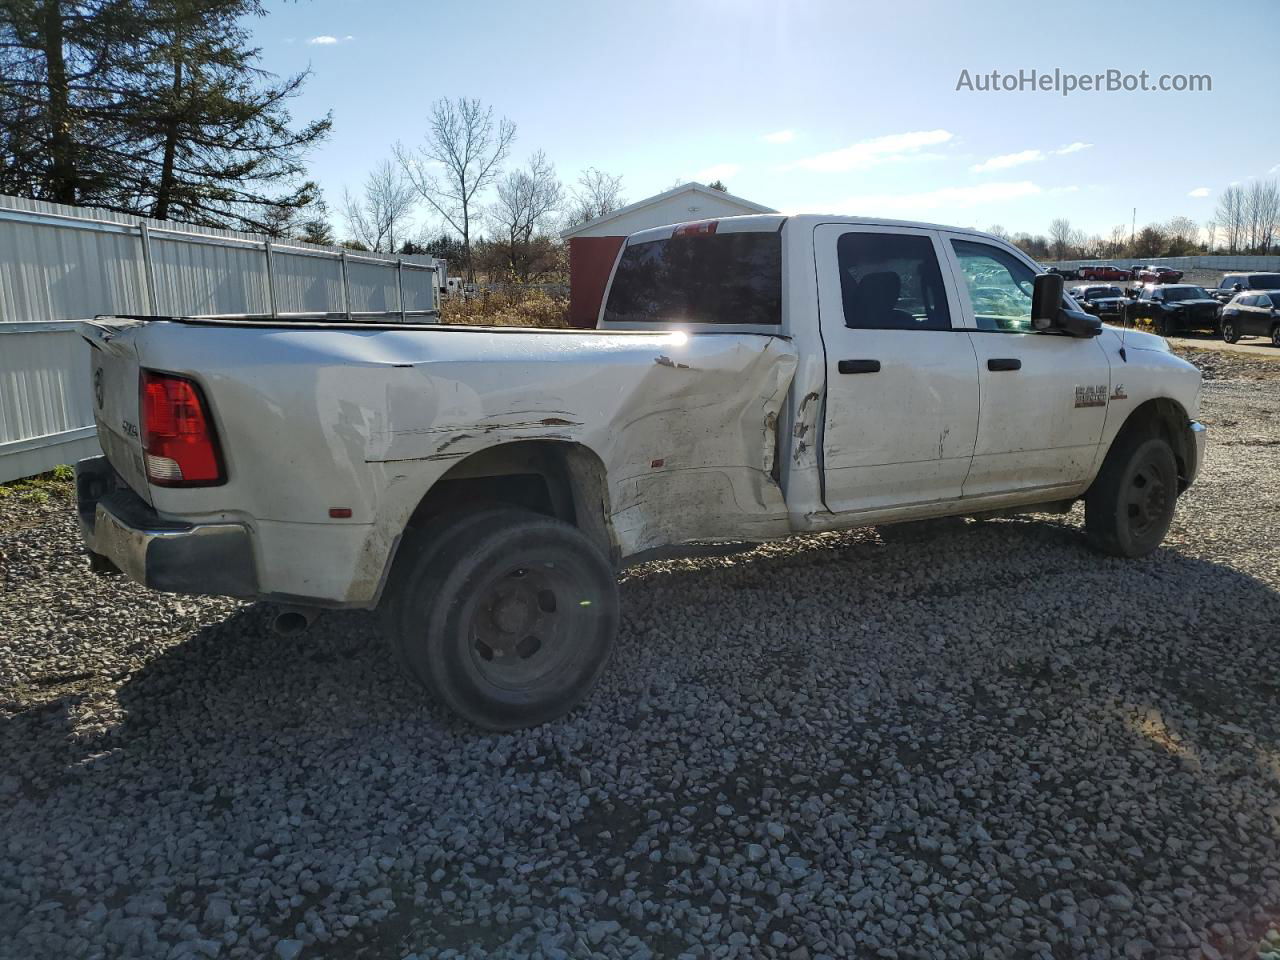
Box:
(1033, 272, 1102, 338)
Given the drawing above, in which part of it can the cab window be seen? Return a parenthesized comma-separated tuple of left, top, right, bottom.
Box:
(950, 239, 1036, 332)
(836, 233, 951, 330)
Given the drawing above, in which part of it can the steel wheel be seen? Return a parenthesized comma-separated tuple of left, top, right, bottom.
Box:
(1222, 319, 1239, 344)
(468, 564, 581, 691)
(1123, 456, 1172, 542)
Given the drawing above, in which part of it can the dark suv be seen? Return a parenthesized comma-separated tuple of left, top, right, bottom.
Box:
(1128, 284, 1221, 336)
(1209, 272, 1280, 304)
(1219, 290, 1280, 345)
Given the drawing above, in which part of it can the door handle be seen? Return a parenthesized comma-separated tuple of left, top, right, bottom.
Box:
(838, 359, 881, 374)
(987, 358, 1021, 371)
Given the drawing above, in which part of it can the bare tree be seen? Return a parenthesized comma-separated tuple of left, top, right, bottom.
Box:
(1048, 218, 1073, 260)
(1107, 223, 1129, 258)
(985, 224, 1011, 241)
(567, 168, 625, 227)
(341, 159, 416, 253)
(1244, 179, 1280, 253)
(1164, 215, 1199, 255)
(395, 97, 516, 280)
(488, 150, 564, 281)
(1215, 185, 1246, 253)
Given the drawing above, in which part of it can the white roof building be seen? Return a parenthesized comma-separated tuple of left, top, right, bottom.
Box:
(561, 182, 776, 240)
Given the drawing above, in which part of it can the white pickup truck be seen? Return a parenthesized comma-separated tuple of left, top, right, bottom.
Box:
(76, 214, 1206, 729)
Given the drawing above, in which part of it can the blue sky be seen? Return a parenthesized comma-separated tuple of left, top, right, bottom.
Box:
(258, 0, 1279, 240)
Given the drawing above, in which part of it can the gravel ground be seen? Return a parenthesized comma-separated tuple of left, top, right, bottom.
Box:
(3, 358, 1280, 960)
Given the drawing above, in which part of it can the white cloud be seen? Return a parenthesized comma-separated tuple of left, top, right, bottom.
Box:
(1053, 142, 1093, 155)
(762, 130, 795, 144)
(971, 149, 1043, 173)
(827, 180, 1043, 215)
(1269, 162, 1280, 174)
(308, 34, 354, 45)
(788, 130, 954, 173)
(1188, 187, 1211, 198)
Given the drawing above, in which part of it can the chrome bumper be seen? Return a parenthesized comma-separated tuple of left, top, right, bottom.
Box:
(1188, 420, 1207, 487)
(75, 456, 257, 598)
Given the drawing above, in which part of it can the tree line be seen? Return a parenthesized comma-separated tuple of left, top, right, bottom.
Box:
(992, 179, 1280, 263)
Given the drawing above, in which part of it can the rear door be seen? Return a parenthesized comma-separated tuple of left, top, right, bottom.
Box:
(814, 223, 979, 514)
(82, 320, 151, 501)
(941, 235, 1111, 498)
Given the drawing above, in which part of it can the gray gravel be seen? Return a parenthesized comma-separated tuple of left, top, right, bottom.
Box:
(2, 361, 1280, 960)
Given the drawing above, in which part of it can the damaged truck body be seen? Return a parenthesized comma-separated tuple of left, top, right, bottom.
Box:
(76, 214, 1206, 729)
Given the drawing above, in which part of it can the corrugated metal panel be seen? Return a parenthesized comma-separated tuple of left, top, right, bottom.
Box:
(272, 249, 344, 316)
(401, 267, 437, 313)
(347, 260, 399, 314)
(150, 233, 270, 316)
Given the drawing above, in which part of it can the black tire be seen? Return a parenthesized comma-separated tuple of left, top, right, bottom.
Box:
(1153, 314, 1171, 337)
(1085, 435, 1178, 558)
(379, 507, 530, 682)
(1222, 318, 1240, 344)
(388, 509, 619, 730)
(1271, 324, 1280, 348)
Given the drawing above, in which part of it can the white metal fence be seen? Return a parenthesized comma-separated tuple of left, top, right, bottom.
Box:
(0, 194, 443, 483)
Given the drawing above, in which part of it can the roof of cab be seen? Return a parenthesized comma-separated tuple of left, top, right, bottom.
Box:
(624, 213, 1003, 245)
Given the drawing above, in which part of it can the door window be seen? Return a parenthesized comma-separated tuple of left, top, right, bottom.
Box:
(837, 233, 951, 331)
(950, 240, 1037, 332)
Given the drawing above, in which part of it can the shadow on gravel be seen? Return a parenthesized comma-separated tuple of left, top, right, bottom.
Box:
(6, 516, 1280, 957)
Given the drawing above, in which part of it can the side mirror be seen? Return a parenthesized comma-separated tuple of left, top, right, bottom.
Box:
(1033, 272, 1102, 337)
(1233, 283, 1243, 291)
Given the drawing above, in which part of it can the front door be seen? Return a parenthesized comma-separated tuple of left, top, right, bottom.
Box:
(941, 234, 1113, 498)
(815, 224, 980, 514)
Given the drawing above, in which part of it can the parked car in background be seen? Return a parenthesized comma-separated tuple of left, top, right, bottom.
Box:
(1048, 265, 1081, 280)
(1128, 283, 1221, 336)
(1134, 265, 1185, 284)
(1070, 284, 1131, 320)
(1208, 272, 1280, 304)
(1079, 264, 1133, 281)
(1219, 290, 1280, 345)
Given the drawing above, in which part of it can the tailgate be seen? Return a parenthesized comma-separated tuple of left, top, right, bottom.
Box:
(82, 319, 152, 503)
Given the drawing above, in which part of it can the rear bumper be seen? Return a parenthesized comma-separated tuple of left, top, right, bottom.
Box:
(75, 456, 257, 598)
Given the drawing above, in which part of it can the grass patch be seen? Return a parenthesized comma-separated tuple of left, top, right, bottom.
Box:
(440, 287, 570, 328)
(1, 466, 75, 503)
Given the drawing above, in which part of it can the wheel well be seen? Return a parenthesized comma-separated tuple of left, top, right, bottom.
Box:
(404, 440, 618, 564)
(1110, 397, 1194, 492)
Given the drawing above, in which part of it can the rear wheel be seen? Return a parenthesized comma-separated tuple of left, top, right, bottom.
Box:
(1221, 318, 1240, 344)
(1085, 435, 1178, 558)
(1271, 324, 1280, 348)
(1153, 314, 1172, 337)
(387, 509, 619, 730)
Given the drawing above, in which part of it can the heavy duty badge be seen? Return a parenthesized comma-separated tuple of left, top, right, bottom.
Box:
(1074, 384, 1108, 408)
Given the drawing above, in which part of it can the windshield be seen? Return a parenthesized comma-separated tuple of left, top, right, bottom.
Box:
(603, 231, 782, 325)
(1163, 287, 1209, 301)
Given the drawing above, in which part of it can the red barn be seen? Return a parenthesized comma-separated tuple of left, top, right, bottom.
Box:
(560, 182, 775, 328)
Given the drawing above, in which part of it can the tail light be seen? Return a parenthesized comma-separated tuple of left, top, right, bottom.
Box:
(140, 370, 225, 486)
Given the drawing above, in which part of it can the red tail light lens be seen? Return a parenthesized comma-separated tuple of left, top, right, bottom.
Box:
(673, 219, 718, 237)
(140, 371, 225, 486)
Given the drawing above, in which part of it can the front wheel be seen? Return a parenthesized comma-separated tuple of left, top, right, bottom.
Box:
(1271, 324, 1280, 348)
(1153, 315, 1172, 337)
(388, 509, 619, 730)
(1085, 435, 1178, 558)
(1222, 318, 1240, 344)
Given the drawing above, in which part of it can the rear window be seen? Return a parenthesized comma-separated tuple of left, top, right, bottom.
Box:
(1250, 274, 1280, 288)
(602, 231, 782, 326)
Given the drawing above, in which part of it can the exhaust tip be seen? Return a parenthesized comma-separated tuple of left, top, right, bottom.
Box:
(272, 608, 317, 637)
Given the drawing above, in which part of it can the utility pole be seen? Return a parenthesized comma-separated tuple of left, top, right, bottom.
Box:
(1130, 207, 1136, 247)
